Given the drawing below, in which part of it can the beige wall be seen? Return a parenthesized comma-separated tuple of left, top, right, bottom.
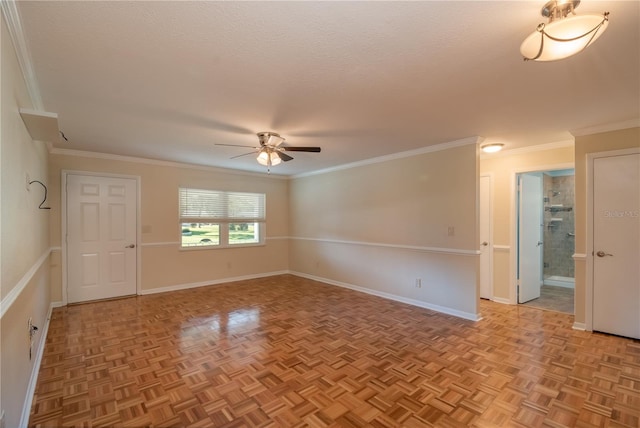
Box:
(1, 12, 52, 428)
(574, 127, 640, 325)
(289, 143, 481, 319)
(48, 154, 290, 294)
(480, 145, 574, 303)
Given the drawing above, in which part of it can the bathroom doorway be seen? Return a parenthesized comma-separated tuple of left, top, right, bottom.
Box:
(518, 168, 575, 313)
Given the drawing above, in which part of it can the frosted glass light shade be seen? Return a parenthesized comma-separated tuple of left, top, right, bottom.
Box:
(270, 152, 282, 166)
(481, 143, 504, 153)
(257, 151, 269, 165)
(256, 150, 281, 166)
(521, 14, 609, 61)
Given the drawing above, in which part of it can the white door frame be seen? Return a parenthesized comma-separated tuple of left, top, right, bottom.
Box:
(585, 147, 640, 332)
(61, 170, 142, 305)
(480, 173, 494, 300)
(509, 163, 574, 304)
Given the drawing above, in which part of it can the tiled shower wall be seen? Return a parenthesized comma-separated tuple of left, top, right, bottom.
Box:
(543, 174, 575, 279)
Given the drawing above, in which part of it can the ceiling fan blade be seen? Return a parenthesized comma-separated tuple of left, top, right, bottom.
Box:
(277, 151, 294, 162)
(230, 150, 258, 159)
(215, 143, 259, 149)
(281, 146, 321, 152)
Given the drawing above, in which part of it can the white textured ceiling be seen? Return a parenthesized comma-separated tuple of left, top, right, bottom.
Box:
(14, 1, 640, 175)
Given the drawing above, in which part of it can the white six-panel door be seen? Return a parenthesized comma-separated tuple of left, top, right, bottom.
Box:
(67, 174, 137, 303)
(592, 153, 640, 339)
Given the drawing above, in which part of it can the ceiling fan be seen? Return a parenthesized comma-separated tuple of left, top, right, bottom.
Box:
(216, 131, 321, 171)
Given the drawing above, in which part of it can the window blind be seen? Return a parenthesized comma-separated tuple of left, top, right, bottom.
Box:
(179, 188, 265, 222)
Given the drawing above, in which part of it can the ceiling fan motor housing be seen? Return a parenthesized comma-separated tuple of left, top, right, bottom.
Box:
(257, 131, 283, 147)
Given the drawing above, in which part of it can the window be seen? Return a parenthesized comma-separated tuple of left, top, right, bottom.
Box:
(179, 188, 265, 248)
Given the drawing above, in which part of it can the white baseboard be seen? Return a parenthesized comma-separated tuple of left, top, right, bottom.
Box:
(138, 271, 290, 295)
(572, 322, 586, 331)
(491, 297, 512, 305)
(290, 271, 481, 321)
(20, 302, 56, 428)
(543, 276, 575, 288)
(543, 280, 575, 288)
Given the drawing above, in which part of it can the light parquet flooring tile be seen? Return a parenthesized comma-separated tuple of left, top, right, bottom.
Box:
(29, 275, 640, 427)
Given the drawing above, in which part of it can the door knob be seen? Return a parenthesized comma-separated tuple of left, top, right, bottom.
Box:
(125, 244, 136, 248)
(596, 250, 613, 257)
(537, 241, 543, 247)
(481, 242, 488, 246)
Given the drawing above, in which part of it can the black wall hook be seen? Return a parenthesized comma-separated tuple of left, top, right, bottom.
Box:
(29, 180, 51, 210)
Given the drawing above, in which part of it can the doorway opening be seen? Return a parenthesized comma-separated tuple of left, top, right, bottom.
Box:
(517, 168, 575, 313)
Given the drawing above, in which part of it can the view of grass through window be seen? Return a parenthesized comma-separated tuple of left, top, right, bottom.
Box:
(181, 223, 220, 246)
(181, 222, 259, 247)
(228, 223, 260, 244)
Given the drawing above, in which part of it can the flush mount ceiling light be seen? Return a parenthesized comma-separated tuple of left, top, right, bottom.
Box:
(481, 143, 504, 153)
(520, 0, 609, 61)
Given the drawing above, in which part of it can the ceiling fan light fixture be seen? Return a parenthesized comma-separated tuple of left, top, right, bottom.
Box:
(256, 149, 281, 166)
(520, 0, 609, 61)
(219, 130, 321, 172)
(481, 143, 504, 153)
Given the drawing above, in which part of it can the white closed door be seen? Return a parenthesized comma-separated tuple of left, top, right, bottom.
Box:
(593, 153, 640, 339)
(518, 173, 543, 303)
(480, 175, 492, 299)
(67, 174, 137, 303)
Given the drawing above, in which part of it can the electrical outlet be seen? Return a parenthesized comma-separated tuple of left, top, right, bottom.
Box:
(415, 278, 422, 288)
(447, 226, 455, 236)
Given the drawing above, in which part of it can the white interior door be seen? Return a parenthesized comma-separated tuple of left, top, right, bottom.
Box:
(480, 175, 492, 299)
(518, 173, 543, 303)
(67, 174, 137, 303)
(593, 153, 640, 339)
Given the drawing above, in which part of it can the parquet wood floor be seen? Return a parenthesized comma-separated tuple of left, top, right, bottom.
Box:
(29, 275, 640, 427)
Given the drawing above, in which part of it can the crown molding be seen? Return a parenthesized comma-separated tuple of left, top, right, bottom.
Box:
(570, 118, 640, 137)
(49, 147, 289, 180)
(1, 0, 43, 110)
(480, 139, 574, 160)
(293, 136, 482, 179)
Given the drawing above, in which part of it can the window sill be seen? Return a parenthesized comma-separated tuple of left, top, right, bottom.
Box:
(179, 242, 265, 251)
